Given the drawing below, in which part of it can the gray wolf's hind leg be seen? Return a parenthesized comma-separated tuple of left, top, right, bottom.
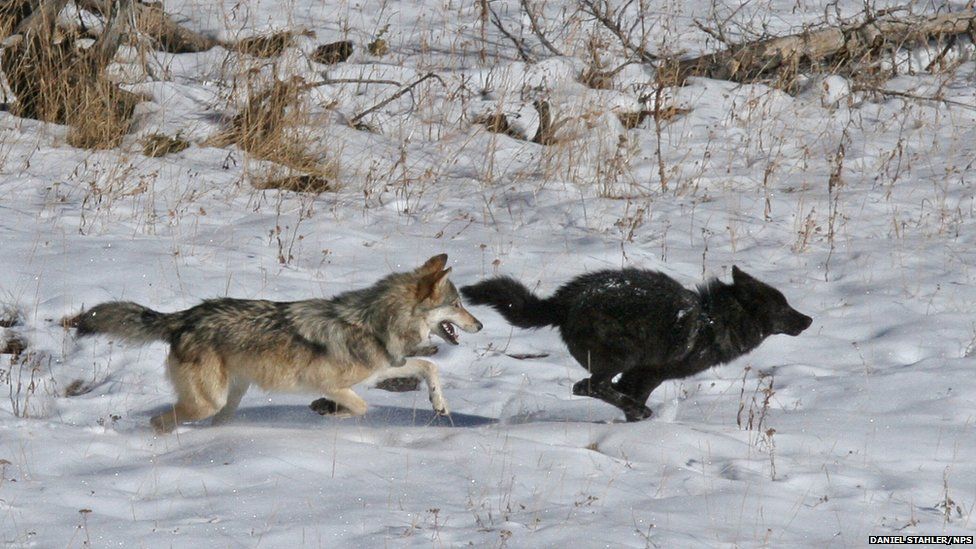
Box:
(211, 378, 251, 426)
(151, 352, 227, 433)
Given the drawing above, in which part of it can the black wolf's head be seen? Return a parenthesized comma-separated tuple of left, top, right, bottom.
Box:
(731, 266, 812, 337)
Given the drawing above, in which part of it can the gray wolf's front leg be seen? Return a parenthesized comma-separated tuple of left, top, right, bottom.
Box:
(411, 344, 438, 356)
(373, 345, 438, 392)
(368, 358, 449, 415)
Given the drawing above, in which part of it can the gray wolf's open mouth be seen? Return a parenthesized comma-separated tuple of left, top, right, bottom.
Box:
(440, 321, 459, 344)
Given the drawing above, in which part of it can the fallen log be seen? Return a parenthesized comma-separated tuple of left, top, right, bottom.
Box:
(665, 11, 976, 85)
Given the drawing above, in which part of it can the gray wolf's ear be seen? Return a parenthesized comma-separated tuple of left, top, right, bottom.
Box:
(731, 266, 755, 285)
(417, 254, 448, 275)
(417, 267, 452, 302)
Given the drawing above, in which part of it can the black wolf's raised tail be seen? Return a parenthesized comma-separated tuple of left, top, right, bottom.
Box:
(461, 277, 564, 328)
(70, 302, 174, 344)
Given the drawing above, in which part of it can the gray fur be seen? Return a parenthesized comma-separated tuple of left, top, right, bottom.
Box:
(70, 254, 482, 432)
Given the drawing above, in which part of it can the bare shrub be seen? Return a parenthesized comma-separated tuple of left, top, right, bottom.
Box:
(207, 76, 337, 186)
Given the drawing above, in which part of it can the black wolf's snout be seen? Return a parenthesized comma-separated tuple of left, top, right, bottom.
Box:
(783, 310, 812, 336)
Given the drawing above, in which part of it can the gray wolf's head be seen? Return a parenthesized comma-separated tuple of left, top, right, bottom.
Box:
(731, 266, 812, 337)
(414, 254, 483, 345)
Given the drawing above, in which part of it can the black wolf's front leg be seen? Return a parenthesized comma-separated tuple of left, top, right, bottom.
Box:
(572, 376, 653, 422)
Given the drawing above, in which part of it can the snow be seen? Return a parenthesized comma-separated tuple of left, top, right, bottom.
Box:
(2, 0, 976, 546)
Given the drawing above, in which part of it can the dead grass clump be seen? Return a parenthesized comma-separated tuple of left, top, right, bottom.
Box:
(367, 26, 389, 57)
(233, 30, 314, 58)
(579, 67, 614, 90)
(64, 379, 94, 397)
(0, 335, 26, 357)
(142, 133, 190, 157)
(312, 40, 353, 64)
(0, 0, 31, 39)
(617, 106, 692, 129)
(98, 0, 216, 53)
(0, 306, 19, 329)
(0, 305, 25, 357)
(66, 80, 136, 149)
(253, 174, 333, 193)
(219, 80, 311, 165)
(1, 3, 143, 149)
(474, 100, 564, 145)
(3, 36, 130, 122)
(473, 112, 525, 140)
(207, 77, 337, 188)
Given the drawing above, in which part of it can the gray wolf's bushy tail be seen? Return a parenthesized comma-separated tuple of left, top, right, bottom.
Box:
(460, 277, 564, 328)
(70, 302, 173, 344)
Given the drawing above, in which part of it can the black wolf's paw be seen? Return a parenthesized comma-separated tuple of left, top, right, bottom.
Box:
(412, 344, 439, 357)
(624, 406, 653, 422)
(310, 398, 352, 415)
(374, 377, 421, 392)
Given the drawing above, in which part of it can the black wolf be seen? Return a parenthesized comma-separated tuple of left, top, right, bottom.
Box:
(461, 266, 811, 421)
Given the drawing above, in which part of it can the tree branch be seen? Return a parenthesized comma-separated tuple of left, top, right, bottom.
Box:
(579, 0, 657, 62)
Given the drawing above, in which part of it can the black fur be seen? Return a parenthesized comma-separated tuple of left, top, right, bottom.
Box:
(462, 266, 812, 421)
(458, 276, 564, 328)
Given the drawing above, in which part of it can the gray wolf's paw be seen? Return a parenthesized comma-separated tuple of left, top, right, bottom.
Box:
(310, 398, 352, 416)
(430, 395, 450, 416)
(374, 377, 421, 392)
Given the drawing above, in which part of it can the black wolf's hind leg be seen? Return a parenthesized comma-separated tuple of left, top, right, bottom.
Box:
(572, 376, 653, 422)
(310, 398, 352, 415)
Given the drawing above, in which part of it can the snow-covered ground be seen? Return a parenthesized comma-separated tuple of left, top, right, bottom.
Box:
(2, 1, 975, 546)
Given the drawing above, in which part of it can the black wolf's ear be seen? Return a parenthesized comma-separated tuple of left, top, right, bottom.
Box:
(731, 266, 756, 285)
(417, 267, 452, 301)
(417, 254, 448, 275)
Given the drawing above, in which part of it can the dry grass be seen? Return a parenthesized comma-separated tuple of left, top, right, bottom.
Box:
(1, 10, 140, 149)
(66, 80, 137, 149)
(232, 30, 314, 58)
(253, 174, 333, 193)
(207, 76, 338, 187)
(142, 133, 191, 157)
(311, 40, 354, 64)
(617, 106, 692, 129)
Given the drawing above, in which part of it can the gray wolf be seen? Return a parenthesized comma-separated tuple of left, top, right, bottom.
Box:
(70, 254, 482, 432)
(461, 266, 811, 422)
